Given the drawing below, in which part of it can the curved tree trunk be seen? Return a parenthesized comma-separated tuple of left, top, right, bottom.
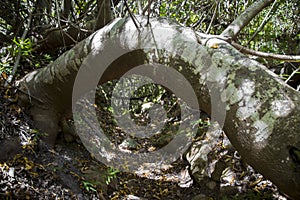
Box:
(17, 17, 300, 199)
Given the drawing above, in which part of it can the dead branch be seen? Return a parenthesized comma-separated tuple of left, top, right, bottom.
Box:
(231, 41, 300, 62)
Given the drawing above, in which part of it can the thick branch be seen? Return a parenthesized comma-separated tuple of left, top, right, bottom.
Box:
(221, 0, 275, 39)
(36, 25, 90, 52)
(37, 0, 113, 52)
(17, 17, 300, 199)
(95, 0, 113, 30)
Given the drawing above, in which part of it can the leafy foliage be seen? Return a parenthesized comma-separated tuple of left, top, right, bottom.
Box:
(105, 167, 120, 185)
(0, 0, 299, 86)
(82, 180, 97, 192)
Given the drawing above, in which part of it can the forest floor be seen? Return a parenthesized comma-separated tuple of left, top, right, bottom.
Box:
(0, 77, 292, 200)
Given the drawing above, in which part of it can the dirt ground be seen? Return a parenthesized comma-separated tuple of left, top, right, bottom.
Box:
(0, 78, 291, 200)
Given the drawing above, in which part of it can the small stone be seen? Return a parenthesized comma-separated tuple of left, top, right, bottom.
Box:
(125, 194, 142, 200)
(191, 194, 207, 200)
(220, 186, 239, 195)
(211, 160, 227, 181)
(8, 167, 15, 177)
(206, 180, 217, 190)
(119, 137, 139, 150)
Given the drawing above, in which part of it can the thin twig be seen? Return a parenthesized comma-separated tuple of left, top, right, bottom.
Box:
(147, 0, 153, 25)
(55, 0, 67, 49)
(124, 0, 140, 31)
(231, 41, 300, 62)
(142, 1, 151, 15)
(5, 13, 32, 87)
(285, 64, 300, 84)
(246, 0, 278, 46)
(205, 1, 219, 34)
(197, 32, 300, 62)
(221, 0, 275, 39)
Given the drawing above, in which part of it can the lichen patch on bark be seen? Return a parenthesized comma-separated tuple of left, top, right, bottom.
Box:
(271, 99, 294, 117)
(236, 79, 260, 120)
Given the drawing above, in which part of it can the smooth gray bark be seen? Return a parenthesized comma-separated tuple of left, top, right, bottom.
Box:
(17, 17, 300, 199)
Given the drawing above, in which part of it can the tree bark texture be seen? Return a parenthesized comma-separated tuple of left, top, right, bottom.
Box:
(17, 17, 300, 199)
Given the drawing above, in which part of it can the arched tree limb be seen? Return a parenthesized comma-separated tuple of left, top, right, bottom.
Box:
(16, 17, 300, 199)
